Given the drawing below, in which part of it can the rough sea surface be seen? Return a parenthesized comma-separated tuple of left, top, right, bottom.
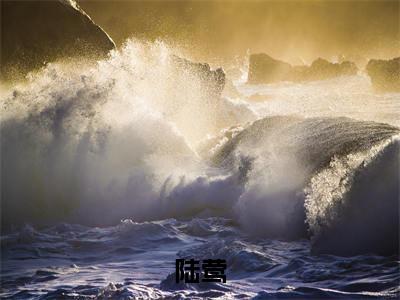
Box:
(1, 41, 399, 299)
(2, 219, 399, 299)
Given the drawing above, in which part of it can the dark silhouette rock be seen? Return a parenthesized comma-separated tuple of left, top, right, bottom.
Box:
(339, 54, 368, 69)
(247, 53, 358, 84)
(302, 58, 358, 81)
(248, 53, 292, 84)
(1, 0, 115, 80)
(366, 57, 400, 92)
(171, 55, 226, 98)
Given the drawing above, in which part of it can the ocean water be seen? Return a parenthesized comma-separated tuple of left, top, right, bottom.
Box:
(1, 40, 399, 299)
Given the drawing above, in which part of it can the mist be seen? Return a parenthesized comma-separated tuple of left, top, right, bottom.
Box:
(79, 0, 400, 66)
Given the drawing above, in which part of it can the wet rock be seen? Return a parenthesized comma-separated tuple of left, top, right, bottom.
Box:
(247, 53, 292, 84)
(300, 58, 358, 81)
(1, 0, 115, 80)
(366, 57, 400, 92)
(171, 55, 226, 98)
(248, 53, 358, 84)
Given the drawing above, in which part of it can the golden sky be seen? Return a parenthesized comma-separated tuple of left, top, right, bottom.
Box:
(79, 0, 400, 65)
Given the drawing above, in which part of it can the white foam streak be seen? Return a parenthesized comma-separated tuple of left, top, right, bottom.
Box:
(304, 135, 400, 236)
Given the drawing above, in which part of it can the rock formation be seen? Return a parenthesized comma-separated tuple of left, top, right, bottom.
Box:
(248, 53, 358, 84)
(301, 58, 358, 81)
(171, 55, 226, 98)
(247, 54, 292, 84)
(366, 57, 400, 92)
(1, 0, 115, 80)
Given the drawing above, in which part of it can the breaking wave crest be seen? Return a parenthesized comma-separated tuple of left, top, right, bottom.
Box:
(306, 137, 399, 255)
(1, 40, 399, 256)
(212, 116, 399, 254)
(1, 40, 252, 228)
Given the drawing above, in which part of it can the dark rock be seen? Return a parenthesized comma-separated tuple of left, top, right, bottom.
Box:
(301, 58, 358, 81)
(366, 57, 400, 92)
(339, 54, 368, 69)
(247, 53, 292, 84)
(171, 55, 226, 98)
(1, 0, 115, 80)
(247, 53, 358, 84)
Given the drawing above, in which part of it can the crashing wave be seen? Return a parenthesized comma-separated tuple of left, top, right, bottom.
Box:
(1, 38, 399, 256)
(213, 116, 399, 255)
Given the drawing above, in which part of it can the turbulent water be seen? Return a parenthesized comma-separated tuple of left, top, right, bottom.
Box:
(1, 40, 399, 299)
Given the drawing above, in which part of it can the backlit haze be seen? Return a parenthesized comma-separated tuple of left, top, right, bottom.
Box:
(79, 0, 400, 66)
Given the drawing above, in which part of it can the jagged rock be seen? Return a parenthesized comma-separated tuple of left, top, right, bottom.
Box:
(1, 0, 115, 80)
(247, 53, 358, 84)
(171, 55, 225, 98)
(366, 57, 400, 92)
(247, 54, 292, 84)
(300, 58, 357, 81)
(339, 54, 368, 69)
